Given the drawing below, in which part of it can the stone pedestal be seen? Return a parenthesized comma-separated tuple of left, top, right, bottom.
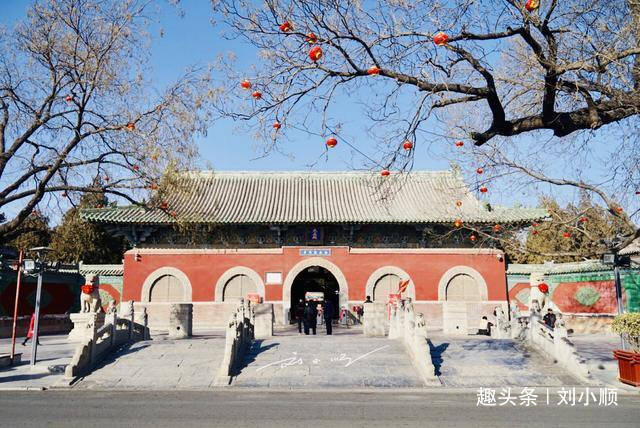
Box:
(169, 303, 192, 339)
(254, 303, 274, 339)
(363, 303, 386, 337)
(67, 312, 105, 342)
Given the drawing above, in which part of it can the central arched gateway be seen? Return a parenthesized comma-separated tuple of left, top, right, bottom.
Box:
(289, 266, 340, 322)
(282, 257, 349, 324)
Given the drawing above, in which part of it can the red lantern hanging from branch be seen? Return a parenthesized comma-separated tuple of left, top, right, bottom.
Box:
(160, 202, 168, 210)
(454, 219, 463, 228)
(579, 217, 588, 223)
(476, 167, 484, 174)
(455, 200, 462, 207)
(279, 21, 293, 32)
(132, 165, 139, 171)
(493, 224, 502, 233)
(563, 232, 571, 238)
(126, 122, 135, 131)
(532, 222, 539, 227)
(403, 141, 413, 151)
(252, 91, 262, 100)
(532, 230, 538, 235)
(309, 46, 323, 62)
(433, 32, 449, 46)
(273, 122, 281, 130)
(455, 140, 464, 147)
(326, 137, 337, 148)
(170, 210, 177, 218)
(65, 95, 72, 102)
(240, 79, 251, 90)
(538, 282, 549, 294)
(367, 66, 380, 76)
(470, 234, 477, 242)
(479, 186, 488, 193)
(306, 32, 317, 43)
(61, 191, 67, 198)
(616, 207, 623, 213)
(380, 169, 391, 177)
(525, 0, 539, 12)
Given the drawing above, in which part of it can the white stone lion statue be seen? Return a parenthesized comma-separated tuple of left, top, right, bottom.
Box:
(80, 274, 102, 313)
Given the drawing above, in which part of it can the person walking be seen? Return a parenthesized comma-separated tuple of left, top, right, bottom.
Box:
(303, 302, 317, 335)
(323, 299, 334, 335)
(295, 299, 305, 334)
(22, 312, 40, 346)
(543, 308, 557, 329)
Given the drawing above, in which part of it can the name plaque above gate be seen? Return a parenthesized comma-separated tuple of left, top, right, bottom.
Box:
(300, 249, 331, 257)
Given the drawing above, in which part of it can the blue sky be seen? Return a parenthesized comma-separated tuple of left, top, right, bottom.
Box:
(1, 1, 629, 216)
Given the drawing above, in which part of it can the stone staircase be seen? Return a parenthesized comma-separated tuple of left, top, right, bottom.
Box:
(232, 328, 426, 388)
(429, 333, 584, 387)
(75, 333, 227, 390)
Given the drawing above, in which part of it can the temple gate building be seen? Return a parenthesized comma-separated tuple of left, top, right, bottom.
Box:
(82, 170, 546, 333)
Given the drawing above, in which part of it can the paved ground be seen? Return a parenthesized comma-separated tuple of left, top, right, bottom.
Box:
(0, 390, 638, 428)
(0, 334, 78, 390)
(232, 325, 426, 388)
(569, 334, 637, 390)
(428, 332, 583, 387)
(75, 331, 227, 390)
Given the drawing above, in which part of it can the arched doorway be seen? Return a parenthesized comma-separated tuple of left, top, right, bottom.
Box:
(222, 274, 258, 302)
(446, 273, 482, 301)
(149, 274, 185, 302)
(373, 273, 401, 302)
(290, 266, 340, 322)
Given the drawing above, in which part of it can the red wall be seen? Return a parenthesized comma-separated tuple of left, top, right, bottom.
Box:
(122, 247, 507, 302)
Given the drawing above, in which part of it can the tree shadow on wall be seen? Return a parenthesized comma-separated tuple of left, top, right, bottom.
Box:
(427, 339, 449, 377)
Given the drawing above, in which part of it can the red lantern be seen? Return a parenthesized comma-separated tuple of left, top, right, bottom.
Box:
(616, 207, 623, 213)
(61, 191, 67, 198)
(104, 175, 110, 182)
(65, 95, 72, 102)
(493, 224, 502, 232)
(433, 32, 449, 46)
(525, 0, 539, 12)
(149, 183, 159, 190)
(470, 234, 477, 242)
(126, 122, 135, 131)
(326, 137, 338, 148)
(532, 222, 539, 227)
(538, 282, 549, 294)
(532, 230, 538, 235)
(240, 79, 251, 90)
(455, 200, 462, 207)
(579, 217, 588, 223)
(273, 122, 281, 130)
(402, 141, 413, 151)
(133, 165, 139, 171)
(563, 232, 570, 238)
(454, 219, 463, 228)
(306, 32, 317, 43)
(380, 169, 391, 177)
(279, 21, 293, 32)
(455, 140, 464, 147)
(96, 204, 103, 209)
(170, 210, 177, 218)
(160, 202, 168, 210)
(476, 167, 484, 174)
(367, 66, 380, 76)
(252, 91, 262, 100)
(479, 186, 488, 193)
(309, 46, 323, 62)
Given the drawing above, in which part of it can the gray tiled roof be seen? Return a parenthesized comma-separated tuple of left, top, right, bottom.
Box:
(620, 238, 640, 256)
(507, 260, 611, 275)
(81, 170, 548, 225)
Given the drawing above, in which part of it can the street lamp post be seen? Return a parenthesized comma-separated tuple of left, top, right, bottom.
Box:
(602, 251, 630, 350)
(27, 246, 53, 367)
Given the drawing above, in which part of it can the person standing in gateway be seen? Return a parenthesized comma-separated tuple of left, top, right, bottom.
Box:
(295, 299, 305, 334)
(323, 299, 334, 335)
(303, 302, 317, 335)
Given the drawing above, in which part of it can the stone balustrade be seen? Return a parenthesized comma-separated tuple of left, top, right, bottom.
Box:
(388, 298, 440, 386)
(214, 299, 258, 386)
(64, 301, 149, 380)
